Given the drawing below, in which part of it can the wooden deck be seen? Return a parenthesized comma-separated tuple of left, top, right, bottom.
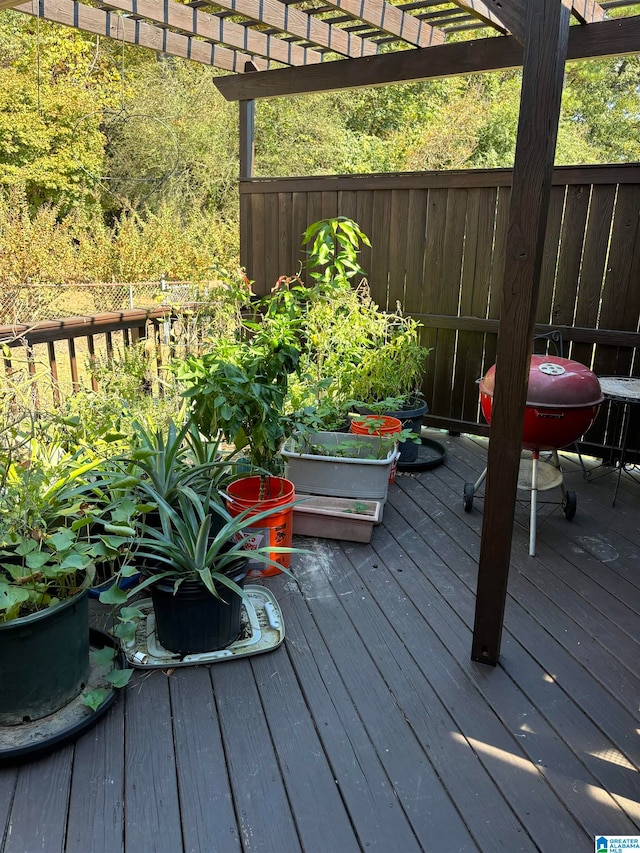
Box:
(1, 433, 639, 853)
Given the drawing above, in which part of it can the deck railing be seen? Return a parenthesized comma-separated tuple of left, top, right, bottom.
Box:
(0, 306, 201, 409)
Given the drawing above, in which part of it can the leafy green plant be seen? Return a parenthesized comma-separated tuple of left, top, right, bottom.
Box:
(0, 361, 140, 620)
(345, 501, 372, 515)
(0, 435, 135, 621)
(176, 321, 301, 489)
(121, 416, 231, 507)
(350, 415, 420, 448)
(302, 216, 371, 290)
(82, 645, 133, 712)
(347, 312, 430, 404)
(296, 433, 397, 461)
(291, 218, 431, 409)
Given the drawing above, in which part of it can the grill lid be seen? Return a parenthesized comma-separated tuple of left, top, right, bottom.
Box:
(479, 355, 603, 409)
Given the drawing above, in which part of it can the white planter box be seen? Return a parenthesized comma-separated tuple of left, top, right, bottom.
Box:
(293, 495, 382, 543)
(282, 432, 398, 503)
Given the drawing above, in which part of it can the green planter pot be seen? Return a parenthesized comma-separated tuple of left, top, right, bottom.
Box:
(0, 588, 90, 726)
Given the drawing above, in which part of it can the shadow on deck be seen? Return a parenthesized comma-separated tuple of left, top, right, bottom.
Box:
(1, 433, 639, 852)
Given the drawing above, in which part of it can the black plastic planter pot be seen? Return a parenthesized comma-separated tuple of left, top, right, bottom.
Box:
(150, 566, 247, 655)
(0, 588, 90, 726)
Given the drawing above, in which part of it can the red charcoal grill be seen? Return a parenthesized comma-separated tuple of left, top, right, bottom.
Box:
(463, 355, 603, 556)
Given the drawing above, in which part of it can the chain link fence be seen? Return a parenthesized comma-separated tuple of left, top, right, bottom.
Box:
(0, 280, 200, 325)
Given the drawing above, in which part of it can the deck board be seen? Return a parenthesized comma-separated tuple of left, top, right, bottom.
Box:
(249, 642, 361, 853)
(124, 670, 183, 853)
(331, 536, 548, 852)
(213, 661, 301, 852)
(65, 697, 125, 853)
(378, 491, 639, 839)
(292, 546, 477, 852)
(1, 434, 638, 853)
(394, 456, 640, 773)
(170, 667, 242, 853)
(3, 747, 73, 853)
(277, 579, 424, 853)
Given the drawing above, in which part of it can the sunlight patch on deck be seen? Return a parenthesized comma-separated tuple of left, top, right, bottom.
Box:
(452, 733, 540, 776)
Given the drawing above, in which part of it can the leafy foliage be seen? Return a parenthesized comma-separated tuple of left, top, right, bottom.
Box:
(178, 324, 301, 475)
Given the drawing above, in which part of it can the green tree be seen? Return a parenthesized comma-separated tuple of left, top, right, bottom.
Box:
(0, 14, 122, 213)
(98, 59, 239, 218)
(563, 57, 640, 162)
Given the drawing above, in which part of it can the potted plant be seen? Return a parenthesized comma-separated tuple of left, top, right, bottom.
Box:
(100, 486, 300, 655)
(293, 496, 382, 543)
(0, 424, 133, 725)
(281, 429, 400, 507)
(175, 311, 302, 575)
(293, 218, 431, 463)
(120, 415, 231, 517)
(342, 309, 430, 465)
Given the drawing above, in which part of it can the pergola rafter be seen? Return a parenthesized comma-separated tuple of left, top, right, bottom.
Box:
(185, 0, 381, 59)
(97, 0, 324, 65)
(449, 0, 509, 33)
(15, 0, 263, 70)
(312, 0, 445, 47)
(3, 0, 632, 75)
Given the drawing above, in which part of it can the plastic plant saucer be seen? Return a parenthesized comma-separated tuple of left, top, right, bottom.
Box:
(397, 438, 447, 472)
(0, 629, 125, 766)
(122, 585, 285, 669)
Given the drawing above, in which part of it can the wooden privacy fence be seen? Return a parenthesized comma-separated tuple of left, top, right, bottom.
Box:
(240, 163, 640, 460)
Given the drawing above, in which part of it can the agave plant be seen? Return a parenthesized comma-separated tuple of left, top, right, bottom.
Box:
(100, 484, 299, 604)
(122, 415, 232, 508)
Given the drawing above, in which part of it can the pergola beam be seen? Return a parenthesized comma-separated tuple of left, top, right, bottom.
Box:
(186, 0, 379, 59)
(14, 0, 264, 71)
(214, 14, 640, 99)
(317, 0, 444, 47)
(98, 0, 323, 65)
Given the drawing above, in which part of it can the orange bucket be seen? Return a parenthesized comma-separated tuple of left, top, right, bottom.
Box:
(225, 475, 295, 576)
(350, 415, 402, 483)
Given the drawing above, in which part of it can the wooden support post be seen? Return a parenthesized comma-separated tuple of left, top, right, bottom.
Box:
(239, 99, 255, 180)
(105, 331, 114, 364)
(239, 61, 258, 180)
(471, 0, 572, 666)
(239, 61, 258, 274)
(68, 338, 79, 394)
(87, 334, 99, 392)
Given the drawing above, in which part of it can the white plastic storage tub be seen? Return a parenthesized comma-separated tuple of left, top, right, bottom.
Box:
(282, 432, 399, 503)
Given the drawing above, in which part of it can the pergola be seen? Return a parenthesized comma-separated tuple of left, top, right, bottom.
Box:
(5, 0, 640, 665)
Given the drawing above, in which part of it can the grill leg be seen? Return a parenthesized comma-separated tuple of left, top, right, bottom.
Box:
(529, 451, 539, 557)
(474, 467, 488, 493)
